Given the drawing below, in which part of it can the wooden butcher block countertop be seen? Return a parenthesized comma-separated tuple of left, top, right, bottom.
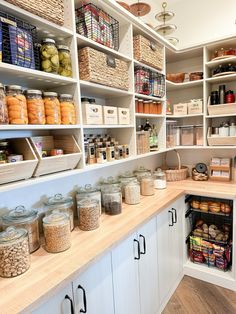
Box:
(0, 180, 236, 314)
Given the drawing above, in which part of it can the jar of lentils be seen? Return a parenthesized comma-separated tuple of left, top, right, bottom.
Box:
(77, 198, 100, 231)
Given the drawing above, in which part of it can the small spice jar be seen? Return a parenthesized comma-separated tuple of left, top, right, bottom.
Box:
(0, 226, 30, 278)
(76, 184, 102, 215)
(106, 145, 115, 161)
(43, 210, 71, 253)
(77, 198, 100, 231)
(59, 94, 76, 125)
(6, 85, 28, 124)
(1, 206, 40, 253)
(141, 175, 154, 196)
(119, 171, 138, 198)
(153, 168, 166, 189)
(125, 181, 140, 205)
(0, 83, 9, 124)
(133, 166, 151, 182)
(115, 144, 123, 160)
(43, 92, 61, 124)
(26, 89, 46, 125)
(103, 186, 122, 215)
(122, 144, 129, 158)
(45, 194, 74, 231)
(41, 38, 59, 74)
(57, 45, 72, 77)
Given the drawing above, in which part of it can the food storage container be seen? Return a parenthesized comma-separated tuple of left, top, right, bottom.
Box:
(76, 184, 102, 215)
(103, 106, 118, 124)
(0, 226, 30, 277)
(43, 92, 61, 124)
(153, 168, 166, 189)
(0, 83, 9, 124)
(77, 198, 100, 231)
(141, 175, 154, 196)
(1, 206, 39, 253)
(59, 94, 76, 125)
(124, 181, 140, 205)
(6, 85, 28, 124)
(107, 146, 115, 161)
(100, 177, 121, 206)
(82, 98, 103, 125)
(41, 38, 59, 74)
(103, 186, 122, 215)
(118, 108, 130, 125)
(133, 166, 151, 182)
(115, 144, 123, 160)
(195, 125, 203, 146)
(45, 194, 74, 231)
(180, 125, 194, 146)
(43, 210, 71, 253)
(166, 120, 177, 147)
(138, 99, 144, 113)
(119, 172, 138, 198)
(26, 90, 46, 125)
(136, 131, 150, 155)
(57, 45, 72, 77)
(173, 103, 188, 115)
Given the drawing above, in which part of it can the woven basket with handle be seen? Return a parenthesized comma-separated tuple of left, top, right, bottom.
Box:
(162, 149, 188, 181)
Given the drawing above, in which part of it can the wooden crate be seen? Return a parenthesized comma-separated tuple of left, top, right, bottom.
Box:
(207, 98, 236, 115)
(0, 138, 38, 185)
(207, 128, 236, 146)
(173, 103, 188, 115)
(30, 135, 82, 177)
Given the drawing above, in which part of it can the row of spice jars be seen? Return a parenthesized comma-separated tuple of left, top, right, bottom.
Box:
(135, 98, 162, 114)
(40, 39, 72, 77)
(0, 84, 76, 125)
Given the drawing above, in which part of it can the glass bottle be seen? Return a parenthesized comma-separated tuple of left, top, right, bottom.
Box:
(141, 175, 154, 196)
(43, 92, 61, 124)
(125, 181, 140, 205)
(59, 94, 76, 125)
(133, 166, 151, 182)
(119, 171, 138, 198)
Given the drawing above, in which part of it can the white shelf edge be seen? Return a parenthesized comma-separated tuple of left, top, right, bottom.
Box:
(167, 114, 204, 118)
(80, 81, 133, 96)
(205, 73, 236, 83)
(0, 125, 81, 130)
(83, 124, 134, 129)
(206, 114, 236, 118)
(134, 60, 164, 75)
(166, 79, 203, 89)
(135, 113, 165, 118)
(206, 56, 236, 69)
(135, 93, 165, 101)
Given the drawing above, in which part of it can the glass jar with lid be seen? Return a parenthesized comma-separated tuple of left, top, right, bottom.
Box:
(43, 210, 71, 253)
(125, 181, 140, 205)
(77, 198, 100, 231)
(0, 83, 9, 124)
(0, 226, 30, 277)
(41, 38, 59, 74)
(45, 194, 74, 231)
(103, 186, 122, 215)
(76, 184, 101, 215)
(133, 166, 151, 182)
(153, 168, 166, 189)
(26, 89, 46, 125)
(6, 85, 28, 124)
(57, 45, 72, 77)
(119, 171, 138, 198)
(1, 206, 40, 253)
(0, 140, 10, 164)
(100, 177, 121, 206)
(43, 92, 61, 124)
(141, 175, 154, 196)
(59, 94, 76, 125)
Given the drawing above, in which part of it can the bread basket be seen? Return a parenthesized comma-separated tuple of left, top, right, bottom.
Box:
(166, 73, 185, 83)
(162, 149, 188, 181)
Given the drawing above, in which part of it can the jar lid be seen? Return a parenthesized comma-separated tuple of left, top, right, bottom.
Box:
(43, 92, 58, 97)
(77, 184, 100, 194)
(0, 226, 27, 244)
(43, 209, 68, 225)
(100, 176, 120, 185)
(26, 89, 42, 95)
(119, 171, 136, 179)
(134, 166, 151, 174)
(81, 97, 90, 102)
(45, 194, 73, 209)
(42, 38, 56, 44)
(57, 45, 70, 51)
(6, 85, 22, 91)
(59, 94, 73, 99)
(2, 206, 38, 224)
(154, 168, 165, 176)
(77, 198, 99, 207)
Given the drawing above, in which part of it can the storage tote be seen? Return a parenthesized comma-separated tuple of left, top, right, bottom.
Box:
(133, 35, 164, 71)
(78, 47, 129, 90)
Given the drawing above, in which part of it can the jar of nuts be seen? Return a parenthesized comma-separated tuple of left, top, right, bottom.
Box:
(77, 198, 100, 231)
(45, 194, 74, 231)
(103, 186, 122, 215)
(1, 206, 40, 253)
(76, 184, 102, 215)
(0, 226, 30, 278)
(43, 210, 71, 253)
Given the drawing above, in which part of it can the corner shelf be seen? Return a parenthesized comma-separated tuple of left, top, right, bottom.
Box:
(206, 56, 236, 69)
(205, 73, 236, 83)
(166, 79, 203, 91)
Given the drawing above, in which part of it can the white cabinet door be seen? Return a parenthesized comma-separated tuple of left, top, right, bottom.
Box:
(138, 217, 159, 314)
(32, 283, 74, 314)
(73, 253, 114, 314)
(112, 232, 140, 314)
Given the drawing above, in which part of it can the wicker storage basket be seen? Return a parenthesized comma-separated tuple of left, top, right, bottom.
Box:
(162, 150, 189, 181)
(133, 35, 164, 71)
(78, 47, 129, 90)
(5, 0, 64, 26)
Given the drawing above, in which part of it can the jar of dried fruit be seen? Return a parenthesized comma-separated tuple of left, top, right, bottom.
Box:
(59, 94, 76, 125)
(43, 92, 61, 124)
(0, 83, 9, 124)
(6, 85, 28, 124)
(26, 89, 46, 125)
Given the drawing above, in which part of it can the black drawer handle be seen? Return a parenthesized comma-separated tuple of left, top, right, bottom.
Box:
(78, 285, 87, 313)
(168, 210, 174, 227)
(139, 234, 146, 255)
(134, 239, 140, 260)
(172, 208, 177, 223)
(65, 295, 74, 314)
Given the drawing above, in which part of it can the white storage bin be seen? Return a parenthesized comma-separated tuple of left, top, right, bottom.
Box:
(118, 108, 130, 125)
(103, 106, 118, 125)
(188, 99, 203, 114)
(173, 103, 188, 116)
(82, 103, 103, 125)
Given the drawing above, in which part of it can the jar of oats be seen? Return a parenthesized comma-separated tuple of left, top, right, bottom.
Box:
(0, 226, 30, 278)
(77, 198, 100, 231)
(125, 181, 140, 205)
(43, 210, 71, 253)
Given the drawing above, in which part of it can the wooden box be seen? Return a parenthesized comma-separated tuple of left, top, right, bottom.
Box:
(207, 128, 236, 146)
(173, 103, 188, 115)
(208, 102, 236, 116)
(103, 106, 118, 125)
(78, 47, 129, 90)
(133, 35, 163, 71)
(82, 103, 103, 125)
(0, 138, 38, 185)
(118, 108, 130, 125)
(188, 100, 203, 114)
(30, 135, 82, 177)
(210, 158, 231, 182)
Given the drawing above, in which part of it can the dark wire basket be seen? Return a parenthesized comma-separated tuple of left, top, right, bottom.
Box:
(75, 3, 119, 51)
(134, 66, 165, 98)
(0, 10, 40, 70)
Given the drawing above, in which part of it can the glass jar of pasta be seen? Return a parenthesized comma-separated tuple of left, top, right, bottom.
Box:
(59, 94, 76, 125)
(43, 92, 61, 124)
(26, 90, 46, 125)
(6, 85, 28, 124)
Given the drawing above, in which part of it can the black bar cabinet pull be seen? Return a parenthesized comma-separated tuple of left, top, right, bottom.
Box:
(134, 239, 141, 260)
(168, 210, 174, 227)
(139, 234, 146, 255)
(65, 295, 75, 314)
(172, 208, 177, 223)
(78, 285, 87, 313)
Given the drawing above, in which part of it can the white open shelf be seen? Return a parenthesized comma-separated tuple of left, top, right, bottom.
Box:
(135, 93, 165, 101)
(135, 113, 165, 118)
(206, 113, 236, 118)
(167, 114, 204, 118)
(83, 124, 134, 129)
(206, 73, 236, 83)
(0, 125, 81, 130)
(80, 81, 133, 97)
(206, 56, 236, 69)
(166, 79, 204, 91)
